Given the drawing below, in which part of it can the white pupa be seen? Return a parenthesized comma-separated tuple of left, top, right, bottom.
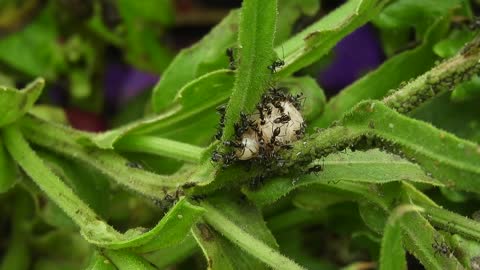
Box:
(235, 101, 304, 160)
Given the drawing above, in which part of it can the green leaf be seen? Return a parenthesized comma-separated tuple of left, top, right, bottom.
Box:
(0, 78, 44, 127)
(0, 6, 64, 79)
(375, 0, 461, 35)
(199, 195, 305, 270)
(1, 128, 203, 250)
(243, 150, 441, 206)
(411, 91, 480, 143)
(85, 252, 116, 270)
(449, 234, 480, 268)
(37, 151, 112, 218)
(21, 115, 187, 198)
(292, 187, 351, 211)
(144, 234, 198, 269)
(434, 28, 476, 58)
(0, 137, 17, 193)
(193, 220, 269, 270)
(342, 101, 480, 192)
(117, 0, 174, 25)
(102, 250, 158, 270)
(114, 135, 203, 163)
(2, 125, 123, 243)
(314, 18, 447, 127)
(29, 105, 68, 124)
(275, 0, 320, 45)
(275, 0, 388, 78)
(93, 69, 235, 149)
(451, 76, 480, 102)
(379, 205, 422, 270)
(383, 34, 480, 114)
(359, 201, 388, 233)
(116, 0, 174, 73)
(221, 0, 278, 140)
(400, 210, 463, 270)
(284, 101, 480, 194)
(422, 205, 480, 241)
(152, 11, 239, 112)
(193, 194, 278, 270)
(99, 199, 204, 252)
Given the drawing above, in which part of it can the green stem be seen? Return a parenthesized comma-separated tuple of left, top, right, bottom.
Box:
(221, 0, 277, 140)
(423, 205, 480, 241)
(115, 135, 203, 163)
(102, 249, 158, 270)
(20, 115, 184, 198)
(202, 202, 306, 270)
(383, 34, 480, 113)
(279, 101, 480, 192)
(1, 125, 121, 241)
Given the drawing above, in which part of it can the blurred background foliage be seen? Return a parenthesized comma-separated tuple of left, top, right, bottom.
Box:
(1, 0, 480, 269)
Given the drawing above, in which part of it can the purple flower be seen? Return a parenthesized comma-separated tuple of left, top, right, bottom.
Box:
(104, 63, 159, 105)
(318, 24, 385, 94)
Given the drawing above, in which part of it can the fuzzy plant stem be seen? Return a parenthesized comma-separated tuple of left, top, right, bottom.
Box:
(383, 34, 480, 113)
(1, 125, 122, 242)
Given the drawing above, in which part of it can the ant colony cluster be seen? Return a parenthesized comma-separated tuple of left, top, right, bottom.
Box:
(212, 87, 306, 168)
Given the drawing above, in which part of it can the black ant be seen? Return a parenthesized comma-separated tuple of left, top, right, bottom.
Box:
(221, 152, 237, 168)
(256, 103, 267, 125)
(268, 59, 284, 73)
(294, 122, 306, 139)
(290, 93, 305, 110)
(274, 113, 291, 124)
(211, 150, 238, 168)
(226, 48, 237, 70)
(272, 100, 285, 113)
(211, 150, 223, 163)
(234, 112, 255, 138)
(468, 17, 480, 30)
(215, 104, 227, 140)
(280, 144, 293, 150)
(158, 188, 184, 212)
(270, 127, 281, 144)
(307, 164, 323, 175)
(223, 140, 243, 148)
(126, 161, 143, 169)
(214, 129, 223, 140)
(268, 48, 285, 73)
(216, 104, 226, 114)
(432, 235, 453, 257)
(181, 182, 197, 189)
(248, 175, 266, 190)
(264, 104, 272, 115)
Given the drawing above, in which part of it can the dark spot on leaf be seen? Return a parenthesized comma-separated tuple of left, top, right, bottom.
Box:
(182, 182, 197, 189)
(304, 31, 320, 42)
(229, 23, 238, 32)
(197, 223, 214, 241)
(126, 162, 142, 169)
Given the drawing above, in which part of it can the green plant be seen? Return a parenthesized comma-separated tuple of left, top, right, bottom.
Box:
(2, 0, 480, 269)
